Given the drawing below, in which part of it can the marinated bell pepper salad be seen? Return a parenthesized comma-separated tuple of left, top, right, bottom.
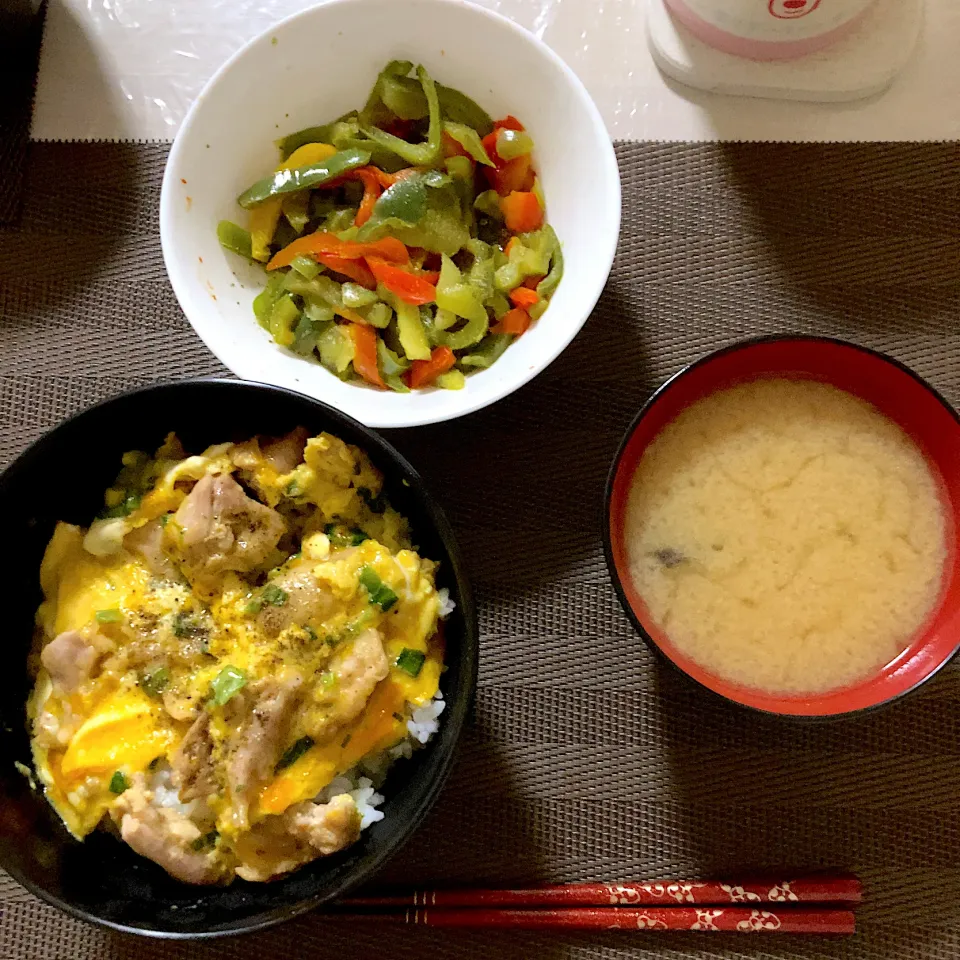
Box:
(217, 61, 562, 392)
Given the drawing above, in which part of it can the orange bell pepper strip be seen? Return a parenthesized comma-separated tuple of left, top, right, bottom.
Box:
(508, 286, 539, 310)
(266, 233, 409, 270)
(352, 168, 383, 228)
(500, 191, 544, 233)
(407, 346, 456, 389)
(492, 307, 531, 336)
(522, 274, 545, 290)
(316, 254, 377, 289)
(366, 257, 437, 305)
(350, 323, 386, 388)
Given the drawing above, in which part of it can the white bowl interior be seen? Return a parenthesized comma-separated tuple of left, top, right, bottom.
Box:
(160, 0, 620, 429)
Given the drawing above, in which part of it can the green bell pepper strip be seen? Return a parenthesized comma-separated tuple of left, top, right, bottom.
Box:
(536, 224, 564, 300)
(276, 110, 356, 159)
(437, 370, 466, 390)
(528, 298, 549, 322)
(304, 300, 335, 325)
(341, 283, 379, 309)
(283, 273, 344, 307)
(365, 68, 492, 135)
(444, 156, 473, 182)
(489, 292, 510, 320)
(361, 301, 392, 329)
(458, 333, 513, 369)
(395, 300, 431, 360)
(269, 294, 300, 347)
(495, 128, 535, 161)
(292, 314, 333, 356)
(443, 122, 494, 166)
(361, 65, 442, 167)
(217, 220, 253, 259)
(436, 255, 488, 325)
(361, 61, 415, 125)
(474, 190, 503, 220)
(437, 84, 493, 136)
(290, 254, 321, 279)
(253, 273, 285, 329)
(237, 148, 370, 208)
(378, 338, 411, 391)
(282, 191, 311, 233)
(317, 324, 355, 375)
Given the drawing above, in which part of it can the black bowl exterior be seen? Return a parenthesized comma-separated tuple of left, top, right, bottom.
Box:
(0, 379, 478, 937)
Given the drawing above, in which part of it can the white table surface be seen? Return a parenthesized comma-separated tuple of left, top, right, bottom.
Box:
(30, 0, 960, 143)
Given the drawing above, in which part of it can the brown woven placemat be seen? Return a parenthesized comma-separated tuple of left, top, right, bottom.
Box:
(2, 141, 960, 959)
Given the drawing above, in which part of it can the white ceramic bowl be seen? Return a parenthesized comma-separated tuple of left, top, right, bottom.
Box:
(160, 0, 620, 429)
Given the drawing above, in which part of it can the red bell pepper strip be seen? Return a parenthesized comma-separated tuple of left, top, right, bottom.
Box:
(480, 133, 534, 196)
(352, 168, 383, 227)
(407, 346, 456, 389)
(350, 323, 386, 388)
(267, 233, 409, 270)
(501, 191, 544, 233)
(492, 307, 531, 336)
(366, 257, 437, 305)
(317, 254, 377, 289)
(522, 274, 546, 290)
(508, 286, 540, 310)
(493, 115, 525, 132)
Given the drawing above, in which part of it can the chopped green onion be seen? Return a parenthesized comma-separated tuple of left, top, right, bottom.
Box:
(262, 584, 288, 607)
(359, 566, 399, 611)
(396, 648, 426, 677)
(95, 608, 121, 624)
(140, 667, 170, 698)
(210, 665, 247, 706)
(320, 671, 336, 689)
(244, 597, 263, 615)
(191, 830, 219, 852)
(276, 736, 315, 771)
(324, 523, 369, 548)
(358, 486, 386, 514)
(109, 771, 130, 794)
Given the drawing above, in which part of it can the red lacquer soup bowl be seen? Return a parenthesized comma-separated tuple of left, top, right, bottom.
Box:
(604, 336, 960, 718)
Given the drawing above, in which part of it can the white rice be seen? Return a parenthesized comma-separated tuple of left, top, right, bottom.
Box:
(437, 588, 456, 619)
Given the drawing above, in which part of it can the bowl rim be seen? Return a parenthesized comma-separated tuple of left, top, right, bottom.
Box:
(0, 377, 479, 938)
(602, 333, 960, 721)
(159, 0, 622, 430)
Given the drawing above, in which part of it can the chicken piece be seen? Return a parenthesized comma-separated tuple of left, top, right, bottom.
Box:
(172, 711, 217, 802)
(311, 629, 388, 743)
(170, 473, 284, 581)
(257, 564, 337, 637)
(261, 427, 308, 475)
(114, 774, 226, 885)
(284, 795, 361, 856)
(124, 519, 180, 581)
(226, 671, 303, 829)
(40, 630, 100, 693)
(232, 816, 316, 882)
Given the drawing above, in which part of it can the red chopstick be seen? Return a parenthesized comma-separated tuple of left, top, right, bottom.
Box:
(329, 906, 855, 933)
(344, 875, 862, 909)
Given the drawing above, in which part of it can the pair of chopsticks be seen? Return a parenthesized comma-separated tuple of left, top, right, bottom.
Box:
(332, 875, 862, 933)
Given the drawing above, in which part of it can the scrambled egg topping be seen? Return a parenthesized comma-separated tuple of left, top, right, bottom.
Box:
(27, 429, 445, 884)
